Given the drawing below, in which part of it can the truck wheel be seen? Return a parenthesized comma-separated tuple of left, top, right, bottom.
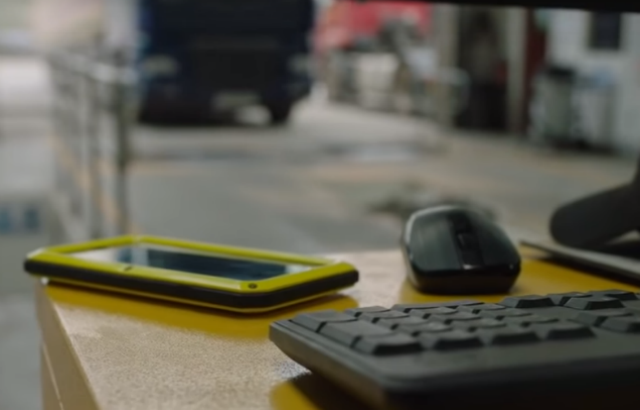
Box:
(267, 103, 292, 125)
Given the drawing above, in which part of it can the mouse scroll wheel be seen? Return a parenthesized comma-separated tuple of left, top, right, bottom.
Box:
(457, 233, 479, 251)
(450, 215, 471, 233)
(457, 233, 483, 267)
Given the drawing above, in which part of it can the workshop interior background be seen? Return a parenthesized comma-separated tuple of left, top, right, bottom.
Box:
(1, 1, 639, 409)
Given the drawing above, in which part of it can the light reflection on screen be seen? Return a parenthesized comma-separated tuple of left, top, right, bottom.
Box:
(68, 245, 312, 281)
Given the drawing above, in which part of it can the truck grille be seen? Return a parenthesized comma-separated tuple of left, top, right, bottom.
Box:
(191, 42, 282, 90)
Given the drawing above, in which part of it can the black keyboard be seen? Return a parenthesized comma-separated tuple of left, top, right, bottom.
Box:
(270, 289, 640, 409)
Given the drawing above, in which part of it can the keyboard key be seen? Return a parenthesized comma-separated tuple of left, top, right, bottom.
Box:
(360, 311, 408, 323)
(503, 315, 559, 326)
(452, 318, 506, 331)
(459, 304, 506, 313)
(548, 292, 589, 306)
(321, 321, 392, 346)
(399, 322, 452, 336)
(573, 310, 632, 326)
(600, 317, 640, 333)
(419, 330, 483, 351)
(624, 305, 640, 315)
(354, 333, 422, 355)
(480, 327, 540, 346)
(392, 300, 482, 313)
(565, 296, 624, 311)
(377, 316, 426, 329)
(292, 310, 357, 332)
(409, 307, 457, 319)
(479, 308, 532, 319)
(430, 312, 481, 324)
(345, 306, 389, 317)
(589, 290, 638, 301)
(536, 322, 594, 340)
(500, 295, 555, 309)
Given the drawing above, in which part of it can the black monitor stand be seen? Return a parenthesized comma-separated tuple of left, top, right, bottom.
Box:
(550, 157, 640, 250)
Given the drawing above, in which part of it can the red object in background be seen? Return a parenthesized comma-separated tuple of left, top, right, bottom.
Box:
(315, 1, 432, 54)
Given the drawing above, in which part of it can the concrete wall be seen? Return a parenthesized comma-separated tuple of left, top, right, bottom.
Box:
(0, 0, 36, 52)
(0, 0, 33, 30)
(103, 0, 138, 50)
(31, 0, 104, 50)
(548, 10, 640, 155)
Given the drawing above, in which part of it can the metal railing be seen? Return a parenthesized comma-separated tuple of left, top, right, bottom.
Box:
(49, 52, 137, 240)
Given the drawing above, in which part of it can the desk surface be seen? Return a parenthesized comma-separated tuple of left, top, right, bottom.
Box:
(36, 248, 640, 410)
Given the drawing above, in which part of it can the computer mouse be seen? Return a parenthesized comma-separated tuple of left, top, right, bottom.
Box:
(401, 205, 521, 295)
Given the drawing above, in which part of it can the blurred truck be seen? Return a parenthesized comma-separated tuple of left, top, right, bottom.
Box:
(136, 0, 315, 124)
(33, 0, 315, 124)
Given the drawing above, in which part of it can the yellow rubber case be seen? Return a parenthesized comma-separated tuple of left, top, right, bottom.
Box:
(24, 235, 359, 313)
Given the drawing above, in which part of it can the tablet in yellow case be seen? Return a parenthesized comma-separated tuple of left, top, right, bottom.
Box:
(24, 235, 359, 313)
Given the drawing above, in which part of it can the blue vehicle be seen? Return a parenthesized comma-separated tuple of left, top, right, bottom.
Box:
(135, 0, 315, 124)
